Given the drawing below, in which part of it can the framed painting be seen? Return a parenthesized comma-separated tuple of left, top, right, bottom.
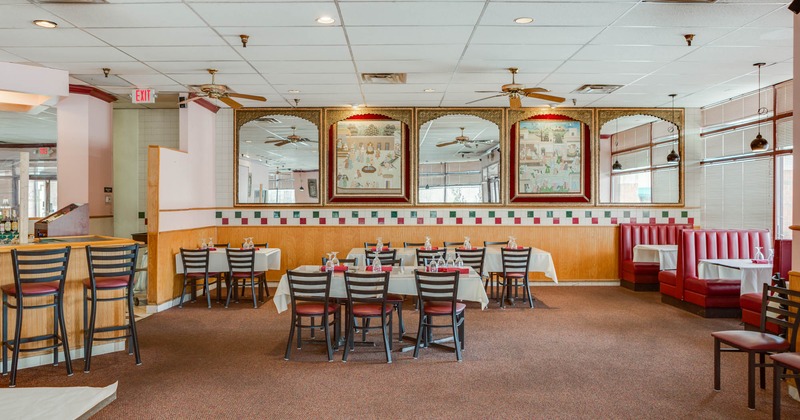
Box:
(509, 115, 591, 203)
(328, 114, 411, 203)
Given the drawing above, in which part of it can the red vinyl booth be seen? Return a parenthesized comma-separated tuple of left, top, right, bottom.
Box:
(740, 239, 791, 331)
(659, 229, 772, 318)
(618, 223, 692, 291)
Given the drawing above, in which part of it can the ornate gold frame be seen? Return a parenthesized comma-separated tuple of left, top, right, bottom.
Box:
(233, 108, 324, 208)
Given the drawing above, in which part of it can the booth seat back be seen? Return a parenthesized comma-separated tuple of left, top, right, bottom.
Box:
(773, 239, 792, 280)
(619, 223, 692, 270)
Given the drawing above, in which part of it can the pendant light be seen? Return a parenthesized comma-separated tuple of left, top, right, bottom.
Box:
(750, 62, 769, 152)
(666, 94, 681, 163)
(612, 118, 622, 171)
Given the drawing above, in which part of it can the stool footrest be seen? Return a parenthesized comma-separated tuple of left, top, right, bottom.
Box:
(91, 325, 130, 334)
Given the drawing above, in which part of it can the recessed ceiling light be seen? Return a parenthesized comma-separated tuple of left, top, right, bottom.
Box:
(514, 17, 534, 24)
(351, 104, 360, 109)
(316, 16, 335, 24)
(33, 20, 57, 28)
(423, 88, 436, 93)
(288, 89, 300, 93)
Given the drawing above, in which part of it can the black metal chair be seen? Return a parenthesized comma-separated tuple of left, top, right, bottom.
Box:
(456, 248, 486, 279)
(483, 241, 509, 298)
(342, 271, 392, 363)
(365, 249, 397, 266)
(483, 240, 509, 247)
(83, 244, 141, 373)
(413, 270, 465, 362)
(213, 243, 229, 248)
(443, 241, 464, 248)
(403, 242, 426, 248)
(364, 241, 392, 249)
(178, 248, 222, 308)
(498, 247, 534, 308)
(2, 247, 73, 387)
(225, 248, 265, 308)
(284, 270, 339, 362)
(322, 257, 358, 266)
(713, 283, 800, 411)
(416, 248, 447, 266)
(238, 243, 270, 299)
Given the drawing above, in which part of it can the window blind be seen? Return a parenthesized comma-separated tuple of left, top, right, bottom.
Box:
(703, 158, 772, 230)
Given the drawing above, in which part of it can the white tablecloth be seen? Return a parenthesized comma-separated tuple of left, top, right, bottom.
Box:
(697, 259, 773, 295)
(633, 244, 678, 270)
(273, 265, 489, 313)
(345, 246, 558, 283)
(175, 248, 281, 273)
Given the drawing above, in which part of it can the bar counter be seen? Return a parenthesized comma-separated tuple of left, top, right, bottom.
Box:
(0, 235, 141, 368)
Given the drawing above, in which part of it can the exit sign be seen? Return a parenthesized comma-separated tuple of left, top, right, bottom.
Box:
(132, 88, 156, 104)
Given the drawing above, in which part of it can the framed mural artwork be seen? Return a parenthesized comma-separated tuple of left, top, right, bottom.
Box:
(328, 115, 411, 203)
(509, 116, 591, 203)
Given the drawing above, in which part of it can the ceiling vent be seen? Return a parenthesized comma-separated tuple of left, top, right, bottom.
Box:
(360, 73, 407, 84)
(573, 84, 623, 94)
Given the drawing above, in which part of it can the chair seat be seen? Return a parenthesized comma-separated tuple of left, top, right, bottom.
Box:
(1, 282, 59, 296)
(295, 303, 339, 316)
(771, 352, 800, 370)
(352, 303, 394, 316)
(424, 301, 466, 315)
(83, 276, 129, 289)
(711, 330, 789, 352)
(502, 272, 526, 279)
(658, 269, 677, 285)
(231, 271, 265, 278)
(386, 294, 404, 302)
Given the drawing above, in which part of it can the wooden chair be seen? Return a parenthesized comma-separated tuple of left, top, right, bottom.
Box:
(403, 242, 426, 248)
(498, 247, 534, 308)
(2, 247, 73, 387)
(342, 271, 393, 363)
(284, 270, 338, 362)
(413, 270, 465, 361)
(84, 244, 141, 372)
(713, 284, 800, 410)
(225, 248, 265, 308)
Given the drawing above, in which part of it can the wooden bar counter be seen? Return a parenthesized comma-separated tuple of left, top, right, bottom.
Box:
(0, 235, 140, 367)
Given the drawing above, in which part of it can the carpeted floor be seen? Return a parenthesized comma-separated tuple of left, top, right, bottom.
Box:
(13, 286, 800, 419)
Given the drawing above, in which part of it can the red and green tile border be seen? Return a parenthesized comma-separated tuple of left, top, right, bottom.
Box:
(211, 208, 697, 227)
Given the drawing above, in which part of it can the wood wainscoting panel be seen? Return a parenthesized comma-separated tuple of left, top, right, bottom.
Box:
(217, 225, 619, 282)
(155, 228, 218, 305)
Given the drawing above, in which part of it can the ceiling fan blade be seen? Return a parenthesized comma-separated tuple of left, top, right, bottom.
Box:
(264, 139, 284, 144)
(274, 141, 291, 147)
(436, 141, 459, 147)
(474, 90, 504, 93)
(522, 87, 549, 94)
(509, 96, 522, 109)
(177, 96, 204, 105)
(301, 138, 319, 143)
(524, 92, 566, 103)
(465, 93, 507, 105)
(228, 93, 267, 102)
(220, 96, 243, 109)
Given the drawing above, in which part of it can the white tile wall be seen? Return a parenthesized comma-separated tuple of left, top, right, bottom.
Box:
(138, 109, 179, 231)
(216, 109, 234, 207)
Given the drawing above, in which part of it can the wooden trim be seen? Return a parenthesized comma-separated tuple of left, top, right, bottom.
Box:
(147, 147, 160, 305)
(160, 207, 217, 212)
(68, 84, 117, 103)
(89, 215, 114, 219)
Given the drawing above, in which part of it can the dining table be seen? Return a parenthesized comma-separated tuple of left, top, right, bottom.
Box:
(345, 246, 558, 283)
(273, 265, 489, 314)
(633, 244, 678, 270)
(697, 258, 773, 295)
(174, 247, 282, 274)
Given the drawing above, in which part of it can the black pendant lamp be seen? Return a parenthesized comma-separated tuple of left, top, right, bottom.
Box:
(612, 119, 622, 170)
(750, 62, 769, 152)
(666, 94, 680, 163)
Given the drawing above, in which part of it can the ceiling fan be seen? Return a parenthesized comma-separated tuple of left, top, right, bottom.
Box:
(178, 69, 266, 109)
(467, 67, 565, 109)
(264, 126, 317, 147)
(436, 127, 494, 148)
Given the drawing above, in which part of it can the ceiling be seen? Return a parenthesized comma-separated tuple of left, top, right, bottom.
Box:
(0, 0, 793, 110)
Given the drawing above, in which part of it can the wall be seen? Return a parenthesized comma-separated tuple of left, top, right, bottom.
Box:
(112, 110, 140, 239)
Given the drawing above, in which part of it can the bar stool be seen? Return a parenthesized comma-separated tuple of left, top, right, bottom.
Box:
(2, 247, 73, 387)
(84, 244, 141, 373)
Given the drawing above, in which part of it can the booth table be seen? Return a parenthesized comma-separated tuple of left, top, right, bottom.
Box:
(345, 246, 558, 283)
(174, 248, 282, 274)
(698, 259, 773, 295)
(273, 265, 489, 313)
(633, 244, 678, 270)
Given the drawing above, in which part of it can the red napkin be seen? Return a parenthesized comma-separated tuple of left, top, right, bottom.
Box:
(751, 259, 769, 264)
(438, 267, 470, 274)
(370, 266, 393, 272)
(371, 247, 390, 251)
(203, 247, 217, 251)
(419, 247, 439, 250)
(320, 265, 349, 272)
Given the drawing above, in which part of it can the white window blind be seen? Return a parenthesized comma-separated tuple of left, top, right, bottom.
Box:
(652, 167, 679, 203)
(614, 149, 649, 171)
(776, 117, 792, 150)
(703, 158, 772, 230)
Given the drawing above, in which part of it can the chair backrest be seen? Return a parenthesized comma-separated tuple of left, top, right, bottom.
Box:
(286, 270, 332, 305)
(180, 248, 210, 274)
(414, 270, 459, 307)
(386, 258, 403, 267)
(254, 242, 268, 248)
(679, 229, 772, 281)
(502, 247, 532, 274)
(11, 247, 71, 292)
(226, 248, 255, 273)
(403, 241, 426, 248)
(759, 284, 800, 351)
(416, 248, 447, 266)
(455, 248, 486, 275)
(365, 249, 397, 265)
(773, 239, 792, 280)
(443, 241, 464, 247)
(344, 271, 390, 305)
(484, 240, 509, 247)
(86, 244, 139, 287)
(213, 243, 230, 248)
(322, 257, 359, 266)
(364, 241, 392, 248)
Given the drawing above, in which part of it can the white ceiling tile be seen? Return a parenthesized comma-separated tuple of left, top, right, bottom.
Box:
(39, 4, 205, 28)
(253, 60, 354, 74)
(271, 84, 361, 94)
(167, 73, 266, 85)
(147, 61, 256, 74)
(0, 48, 27, 62)
(5, 46, 134, 62)
(0, 29, 105, 47)
(190, 3, 339, 27)
(571, 45, 690, 62)
(556, 60, 665, 74)
(463, 44, 582, 61)
(481, 2, 633, 26)
(361, 84, 450, 94)
(396, 73, 454, 84)
(591, 27, 736, 46)
(346, 26, 473, 45)
(542, 73, 645, 86)
(366, 100, 443, 107)
(219, 26, 347, 46)
(213, 84, 279, 95)
(86, 28, 227, 47)
(356, 61, 457, 74)
(119, 46, 240, 61)
(656, 61, 748, 76)
(450, 71, 546, 85)
(265, 73, 359, 85)
(679, 46, 792, 64)
(446, 83, 511, 93)
(40, 61, 157, 74)
(339, 1, 484, 26)
(745, 6, 794, 28)
(0, 5, 73, 29)
(141, 84, 189, 92)
(709, 27, 793, 48)
(239, 45, 351, 61)
(119, 74, 178, 87)
(352, 45, 464, 61)
(471, 26, 604, 45)
(456, 60, 563, 74)
(615, 3, 783, 28)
